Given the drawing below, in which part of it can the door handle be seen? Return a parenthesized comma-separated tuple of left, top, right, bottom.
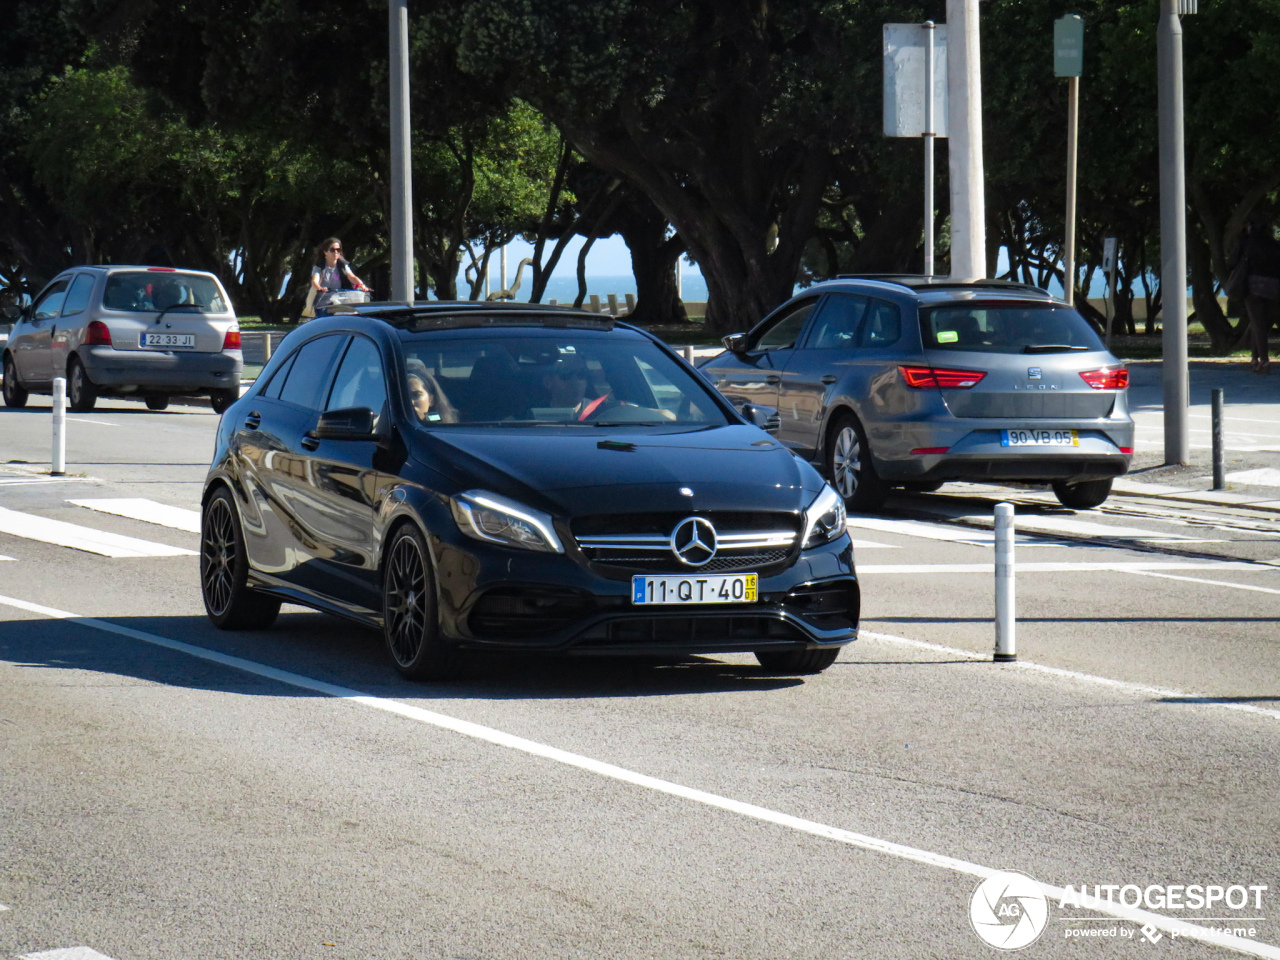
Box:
(821, 375, 838, 385)
(300, 437, 319, 451)
(765, 374, 781, 385)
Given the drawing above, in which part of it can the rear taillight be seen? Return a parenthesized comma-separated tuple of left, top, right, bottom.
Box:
(222, 329, 241, 350)
(1079, 367, 1129, 390)
(84, 321, 112, 346)
(899, 365, 987, 389)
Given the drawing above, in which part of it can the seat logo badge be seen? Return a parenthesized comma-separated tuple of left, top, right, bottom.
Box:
(671, 516, 717, 567)
(1027, 367, 1042, 380)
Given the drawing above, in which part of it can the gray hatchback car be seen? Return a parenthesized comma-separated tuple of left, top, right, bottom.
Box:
(701, 277, 1133, 510)
(2, 265, 243, 413)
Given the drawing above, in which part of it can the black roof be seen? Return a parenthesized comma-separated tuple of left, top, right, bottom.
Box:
(333, 299, 618, 333)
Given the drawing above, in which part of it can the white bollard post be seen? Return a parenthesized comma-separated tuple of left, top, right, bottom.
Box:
(52, 377, 67, 476)
(607, 293, 619, 316)
(994, 501, 1016, 662)
(683, 344, 694, 364)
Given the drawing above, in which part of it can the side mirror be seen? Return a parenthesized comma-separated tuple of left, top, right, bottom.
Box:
(310, 406, 377, 440)
(722, 332, 749, 354)
(740, 402, 780, 434)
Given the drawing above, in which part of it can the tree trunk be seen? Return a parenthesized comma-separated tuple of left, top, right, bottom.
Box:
(1187, 213, 1234, 353)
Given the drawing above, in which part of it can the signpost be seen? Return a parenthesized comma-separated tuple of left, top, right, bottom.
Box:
(946, 0, 986, 279)
(389, 0, 413, 305)
(1055, 15, 1083, 305)
(883, 23, 949, 276)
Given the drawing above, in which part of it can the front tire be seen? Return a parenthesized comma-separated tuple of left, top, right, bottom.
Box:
(2, 354, 28, 408)
(210, 387, 238, 414)
(1052, 478, 1113, 509)
(826, 413, 888, 512)
(382, 524, 463, 680)
(755, 647, 840, 675)
(67, 357, 98, 412)
(201, 487, 281, 630)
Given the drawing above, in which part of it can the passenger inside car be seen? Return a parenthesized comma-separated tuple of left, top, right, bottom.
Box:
(406, 360, 457, 423)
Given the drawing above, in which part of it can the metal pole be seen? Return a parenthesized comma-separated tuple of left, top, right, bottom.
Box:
(500, 244, 507, 292)
(388, 0, 414, 305)
(683, 344, 695, 365)
(676, 257, 683, 301)
(1063, 75, 1079, 306)
(1158, 0, 1190, 464)
(994, 502, 1016, 662)
(923, 21, 936, 277)
(52, 377, 66, 476)
(1212, 388, 1225, 490)
(1106, 258, 1118, 350)
(946, 0, 987, 279)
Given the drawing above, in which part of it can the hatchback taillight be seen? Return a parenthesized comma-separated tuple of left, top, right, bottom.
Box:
(1079, 367, 1128, 390)
(84, 321, 112, 346)
(222, 329, 241, 350)
(899, 365, 987, 389)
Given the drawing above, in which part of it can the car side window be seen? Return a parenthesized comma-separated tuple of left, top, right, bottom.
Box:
(753, 300, 818, 351)
(31, 280, 70, 321)
(326, 336, 387, 416)
(858, 299, 902, 348)
(260, 351, 298, 400)
(278, 335, 347, 410)
(806, 295, 868, 349)
(60, 275, 95, 317)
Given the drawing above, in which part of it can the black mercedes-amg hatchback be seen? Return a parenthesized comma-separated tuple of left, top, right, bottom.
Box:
(199, 303, 858, 679)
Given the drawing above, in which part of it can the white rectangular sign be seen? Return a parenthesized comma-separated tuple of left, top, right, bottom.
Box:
(883, 23, 948, 138)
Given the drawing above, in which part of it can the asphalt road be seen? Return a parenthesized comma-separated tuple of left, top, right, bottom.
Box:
(2, 398, 1279, 959)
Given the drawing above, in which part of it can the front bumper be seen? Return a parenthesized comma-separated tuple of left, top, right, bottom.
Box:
(79, 346, 242, 393)
(433, 531, 859, 655)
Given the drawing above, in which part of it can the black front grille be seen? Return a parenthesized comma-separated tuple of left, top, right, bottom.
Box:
(573, 512, 799, 537)
(469, 587, 603, 638)
(783, 581, 860, 632)
(574, 614, 805, 649)
(583, 549, 792, 574)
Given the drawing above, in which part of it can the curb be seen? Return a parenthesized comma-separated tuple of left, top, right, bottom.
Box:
(1111, 479, 1280, 515)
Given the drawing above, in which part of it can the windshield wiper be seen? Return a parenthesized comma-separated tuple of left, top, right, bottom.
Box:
(1023, 344, 1088, 353)
(153, 301, 207, 325)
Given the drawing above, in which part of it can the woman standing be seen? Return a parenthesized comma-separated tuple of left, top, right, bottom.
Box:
(309, 238, 369, 317)
(1229, 213, 1280, 374)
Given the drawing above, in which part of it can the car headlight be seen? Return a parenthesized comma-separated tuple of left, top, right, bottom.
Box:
(450, 490, 564, 554)
(801, 484, 847, 549)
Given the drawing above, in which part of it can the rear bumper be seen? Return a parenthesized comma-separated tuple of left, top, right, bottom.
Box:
(78, 346, 242, 393)
(879, 423, 1133, 483)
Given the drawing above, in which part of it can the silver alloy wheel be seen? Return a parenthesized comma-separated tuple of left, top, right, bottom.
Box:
(69, 362, 87, 405)
(832, 425, 861, 498)
(385, 534, 428, 667)
(201, 497, 236, 616)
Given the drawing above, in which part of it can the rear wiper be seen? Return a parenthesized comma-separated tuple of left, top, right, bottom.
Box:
(1023, 344, 1088, 353)
(153, 301, 206, 324)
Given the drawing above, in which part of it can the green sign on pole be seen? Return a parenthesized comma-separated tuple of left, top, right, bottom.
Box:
(1054, 14, 1084, 77)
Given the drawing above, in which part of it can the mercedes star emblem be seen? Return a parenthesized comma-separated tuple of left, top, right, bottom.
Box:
(670, 516, 717, 567)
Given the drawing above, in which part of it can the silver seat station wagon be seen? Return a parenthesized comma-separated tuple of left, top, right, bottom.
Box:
(2, 265, 243, 413)
(701, 277, 1133, 511)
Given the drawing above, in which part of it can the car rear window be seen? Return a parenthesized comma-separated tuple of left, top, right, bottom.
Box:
(921, 303, 1103, 354)
(400, 334, 728, 427)
(103, 271, 229, 314)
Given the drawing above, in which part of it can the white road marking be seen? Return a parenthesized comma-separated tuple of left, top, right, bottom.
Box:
(951, 513, 1215, 543)
(857, 560, 1272, 574)
(848, 538, 899, 550)
(1119, 568, 1280, 596)
(859, 630, 1280, 723)
(0, 477, 89, 487)
(69, 498, 201, 534)
(1226, 468, 1280, 489)
(847, 516, 999, 546)
(0, 506, 196, 558)
(22, 949, 120, 960)
(63, 417, 118, 427)
(0, 592, 1277, 959)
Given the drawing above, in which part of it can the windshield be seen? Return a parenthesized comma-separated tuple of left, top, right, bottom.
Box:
(400, 335, 728, 427)
(922, 303, 1103, 354)
(103, 272, 229, 314)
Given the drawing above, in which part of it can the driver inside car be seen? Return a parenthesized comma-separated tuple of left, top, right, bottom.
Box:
(540, 355, 609, 420)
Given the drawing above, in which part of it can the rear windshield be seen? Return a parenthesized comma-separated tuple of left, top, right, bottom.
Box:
(103, 272, 229, 314)
(400, 334, 728, 427)
(921, 303, 1103, 354)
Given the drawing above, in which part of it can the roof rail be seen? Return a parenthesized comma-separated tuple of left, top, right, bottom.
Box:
(831, 274, 1053, 297)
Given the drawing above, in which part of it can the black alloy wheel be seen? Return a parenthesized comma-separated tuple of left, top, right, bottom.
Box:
(755, 647, 840, 675)
(1052, 478, 1113, 510)
(382, 524, 462, 680)
(145, 395, 170, 411)
(210, 387, 238, 414)
(67, 357, 98, 412)
(826, 412, 887, 512)
(201, 487, 281, 629)
(2, 354, 28, 407)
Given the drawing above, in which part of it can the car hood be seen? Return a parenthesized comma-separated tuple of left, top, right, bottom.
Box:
(413, 424, 823, 516)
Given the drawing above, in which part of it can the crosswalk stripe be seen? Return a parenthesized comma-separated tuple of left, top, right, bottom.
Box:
(69, 498, 201, 534)
(950, 512, 1216, 543)
(0, 506, 196, 558)
(846, 515, 1064, 547)
(22, 949, 120, 960)
(857, 560, 1271, 574)
(848, 537, 898, 550)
